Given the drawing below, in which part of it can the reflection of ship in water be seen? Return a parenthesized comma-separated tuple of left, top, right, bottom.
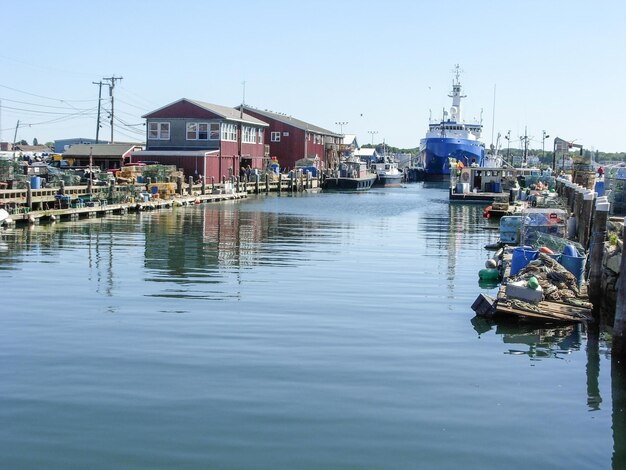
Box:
(418, 191, 494, 293)
(471, 316, 582, 360)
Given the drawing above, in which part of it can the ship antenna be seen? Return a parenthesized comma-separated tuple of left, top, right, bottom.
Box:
(491, 84, 496, 148)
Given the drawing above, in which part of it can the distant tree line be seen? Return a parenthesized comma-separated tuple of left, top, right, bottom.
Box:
(361, 143, 419, 155)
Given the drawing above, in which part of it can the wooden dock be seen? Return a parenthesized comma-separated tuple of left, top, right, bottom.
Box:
(2, 192, 249, 226)
(0, 172, 320, 227)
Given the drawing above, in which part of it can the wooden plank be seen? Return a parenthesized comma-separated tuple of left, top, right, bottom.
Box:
(495, 302, 590, 322)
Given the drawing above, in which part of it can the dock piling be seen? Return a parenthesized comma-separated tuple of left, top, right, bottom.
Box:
(613, 215, 626, 358)
(588, 198, 609, 302)
(26, 181, 32, 212)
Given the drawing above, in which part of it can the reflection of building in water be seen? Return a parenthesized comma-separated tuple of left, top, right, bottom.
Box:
(143, 204, 344, 279)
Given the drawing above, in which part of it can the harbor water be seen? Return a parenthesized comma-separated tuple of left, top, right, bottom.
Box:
(0, 183, 619, 469)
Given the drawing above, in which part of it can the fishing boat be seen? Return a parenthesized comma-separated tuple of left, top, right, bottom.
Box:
(449, 165, 518, 203)
(418, 65, 485, 180)
(370, 156, 403, 188)
(322, 159, 376, 191)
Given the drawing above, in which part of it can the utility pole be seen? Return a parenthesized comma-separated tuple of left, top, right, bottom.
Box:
(102, 75, 123, 143)
(13, 120, 20, 149)
(542, 130, 550, 166)
(335, 121, 348, 134)
(368, 130, 378, 146)
(93, 81, 104, 144)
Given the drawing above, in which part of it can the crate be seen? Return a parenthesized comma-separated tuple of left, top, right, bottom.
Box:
(471, 294, 496, 317)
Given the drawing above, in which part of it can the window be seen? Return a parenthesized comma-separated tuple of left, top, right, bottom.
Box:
(186, 123, 197, 140)
(186, 122, 209, 140)
(271, 132, 281, 142)
(242, 126, 256, 144)
(198, 123, 208, 140)
(148, 122, 170, 140)
(210, 123, 220, 140)
(258, 129, 263, 144)
(220, 123, 237, 142)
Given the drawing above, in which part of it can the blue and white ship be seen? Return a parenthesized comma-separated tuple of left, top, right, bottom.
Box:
(419, 65, 485, 180)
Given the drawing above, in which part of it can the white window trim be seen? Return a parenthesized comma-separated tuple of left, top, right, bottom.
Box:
(186, 122, 210, 141)
(221, 123, 237, 142)
(148, 121, 170, 140)
(271, 131, 281, 142)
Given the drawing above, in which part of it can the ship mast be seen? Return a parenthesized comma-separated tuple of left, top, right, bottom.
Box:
(448, 64, 466, 123)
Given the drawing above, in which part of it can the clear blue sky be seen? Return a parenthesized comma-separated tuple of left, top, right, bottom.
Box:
(2, 0, 625, 152)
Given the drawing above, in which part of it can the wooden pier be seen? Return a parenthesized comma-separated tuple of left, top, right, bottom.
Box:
(3, 192, 250, 226)
(1, 172, 320, 227)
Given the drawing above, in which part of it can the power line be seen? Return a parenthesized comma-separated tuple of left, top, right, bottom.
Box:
(0, 104, 94, 115)
(0, 83, 95, 103)
(117, 85, 159, 108)
(0, 97, 94, 110)
(115, 97, 150, 112)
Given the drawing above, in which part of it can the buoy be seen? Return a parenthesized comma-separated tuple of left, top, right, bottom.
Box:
(527, 276, 540, 289)
(538, 246, 554, 255)
(479, 268, 500, 280)
(563, 244, 578, 257)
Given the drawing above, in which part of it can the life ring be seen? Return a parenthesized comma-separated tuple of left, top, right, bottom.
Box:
(461, 172, 469, 182)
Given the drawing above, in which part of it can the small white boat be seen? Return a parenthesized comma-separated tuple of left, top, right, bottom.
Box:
(370, 156, 403, 188)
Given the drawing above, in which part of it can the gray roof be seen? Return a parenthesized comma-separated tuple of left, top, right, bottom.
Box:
(143, 98, 268, 127)
(63, 143, 143, 157)
(237, 105, 341, 137)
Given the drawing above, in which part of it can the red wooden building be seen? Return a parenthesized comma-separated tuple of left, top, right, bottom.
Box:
(236, 106, 342, 171)
(132, 99, 269, 181)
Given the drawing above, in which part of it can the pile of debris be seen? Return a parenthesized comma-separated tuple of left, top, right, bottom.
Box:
(507, 253, 592, 309)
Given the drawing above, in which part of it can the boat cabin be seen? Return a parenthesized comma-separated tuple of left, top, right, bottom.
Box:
(456, 167, 517, 193)
(339, 160, 369, 178)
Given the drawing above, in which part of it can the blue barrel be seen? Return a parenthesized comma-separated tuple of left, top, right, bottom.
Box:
(492, 182, 501, 193)
(594, 180, 604, 197)
(151, 185, 159, 195)
(484, 182, 492, 192)
(560, 254, 586, 287)
(31, 176, 41, 189)
(510, 246, 538, 276)
(136, 175, 144, 183)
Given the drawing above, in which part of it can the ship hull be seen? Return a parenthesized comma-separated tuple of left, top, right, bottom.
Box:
(372, 173, 403, 188)
(419, 138, 485, 180)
